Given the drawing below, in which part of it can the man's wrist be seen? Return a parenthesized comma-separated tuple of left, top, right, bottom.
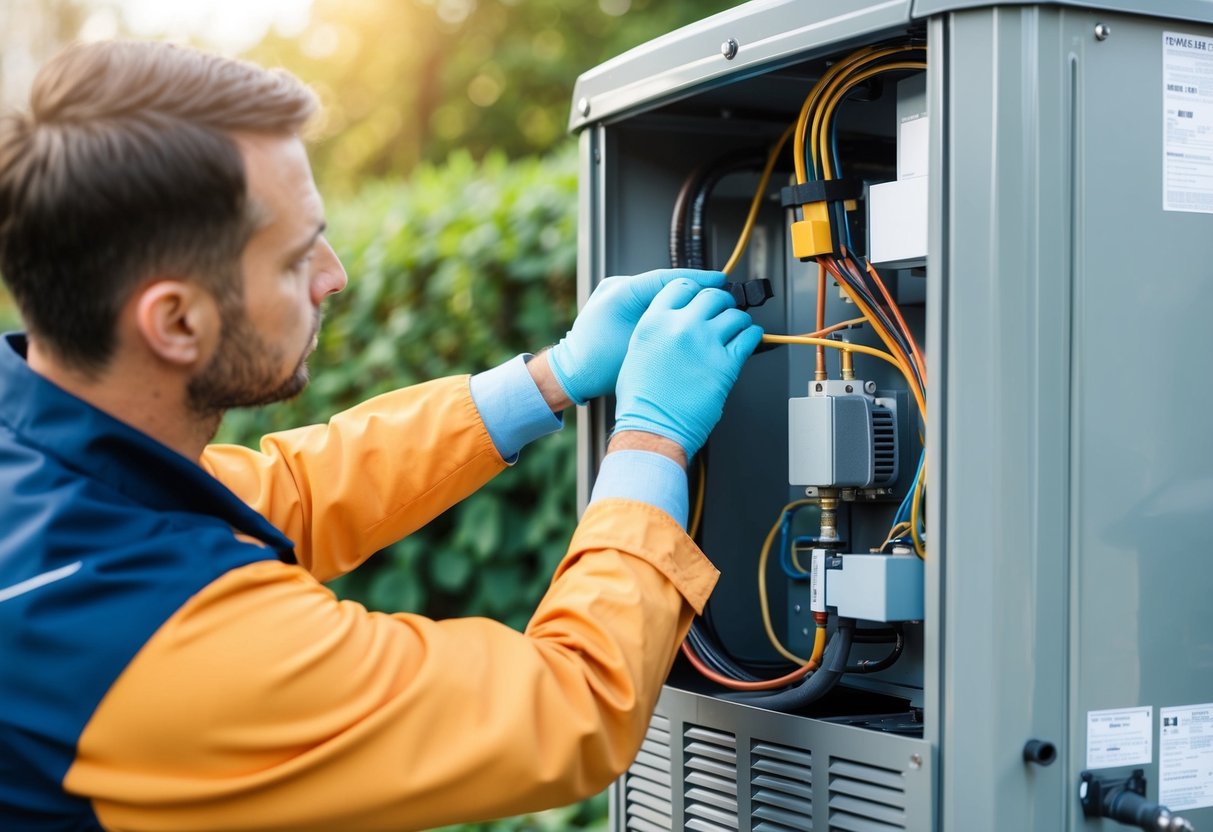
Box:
(526, 351, 574, 413)
(607, 430, 687, 470)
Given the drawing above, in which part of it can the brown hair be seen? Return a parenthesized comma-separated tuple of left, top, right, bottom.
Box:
(0, 40, 317, 372)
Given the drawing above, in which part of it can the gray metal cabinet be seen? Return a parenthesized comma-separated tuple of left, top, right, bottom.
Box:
(572, 2, 1213, 829)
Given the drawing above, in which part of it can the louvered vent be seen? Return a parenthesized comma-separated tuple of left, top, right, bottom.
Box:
(623, 714, 672, 832)
(870, 406, 897, 485)
(751, 741, 812, 831)
(828, 757, 907, 832)
(684, 725, 738, 831)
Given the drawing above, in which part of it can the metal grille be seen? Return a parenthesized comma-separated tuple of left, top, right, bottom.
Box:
(684, 725, 738, 831)
(624, 715, 673, 832)
(751, 741, 812, 831)
(827, 757, 907, 831)
(870, 407, 897, 484)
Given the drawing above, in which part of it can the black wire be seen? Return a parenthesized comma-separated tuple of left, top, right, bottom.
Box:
(827, 253, 925, 395)
(845, 624, 904, 674)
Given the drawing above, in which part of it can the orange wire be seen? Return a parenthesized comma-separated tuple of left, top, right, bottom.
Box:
(815, 262, 827, 379)
(680, 639, 821, 691)
(801, 316, 865, 339)
(864, 259, 926, 387)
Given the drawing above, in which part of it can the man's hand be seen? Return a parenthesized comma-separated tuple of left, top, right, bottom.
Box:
(612, 279, 762, 459)
(547, 269, 726, 405)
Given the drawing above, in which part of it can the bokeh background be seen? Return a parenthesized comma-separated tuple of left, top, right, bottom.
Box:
(0, 0, 740, 828)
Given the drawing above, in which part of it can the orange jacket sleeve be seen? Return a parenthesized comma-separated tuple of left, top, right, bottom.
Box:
(63, 500, 718, 832)
(199, 375, 507, 582)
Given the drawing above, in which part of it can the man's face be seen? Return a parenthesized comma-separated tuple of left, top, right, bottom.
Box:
(187, 134, 346, 416)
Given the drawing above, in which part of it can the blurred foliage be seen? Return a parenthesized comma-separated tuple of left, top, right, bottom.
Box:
(248, 0, 739, 193)
(433, 792, 608, 832)
(0, 286, 18, 332)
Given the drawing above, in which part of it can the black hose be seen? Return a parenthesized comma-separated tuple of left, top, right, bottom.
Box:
(669, 166, 704, 268)
(686, 621, 763, 683)
(687, 151, 764, 269)
(721, 619, 855, 711)
(845, 624, 904, 674)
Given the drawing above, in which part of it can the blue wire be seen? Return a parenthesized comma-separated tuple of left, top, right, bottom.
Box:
(894, 449, 926, 526)
(778, 506, 813, 580)
(829, 117, 853, 251)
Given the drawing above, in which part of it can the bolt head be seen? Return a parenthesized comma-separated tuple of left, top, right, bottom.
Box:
(577, 97, 591, 117)
(909, 753, 923, 770)
(721, 38, 739, 60)
(1094, 23, 1110, 41)
(864, 380, 877, 394)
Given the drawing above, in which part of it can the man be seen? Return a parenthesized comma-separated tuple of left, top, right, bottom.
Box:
(0, 41, 762, 831)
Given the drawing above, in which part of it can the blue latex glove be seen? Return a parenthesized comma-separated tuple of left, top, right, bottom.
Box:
(547, 268, 726, 405)
(613, 279, 764, 458)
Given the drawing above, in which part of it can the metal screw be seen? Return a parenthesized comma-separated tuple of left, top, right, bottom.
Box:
(793, 604, 802, 614)
(909, 753, 923, 770)
(815, 382, 823, 392)
(721, 38, 739, 60)
(593, 148, 601, 164)
(1094, 23, 1110, 41)
(864, 380, 877, 394)
(802, 627, 810, 636)
(577, 97, 591, 117)
(845, 384, 854, 393)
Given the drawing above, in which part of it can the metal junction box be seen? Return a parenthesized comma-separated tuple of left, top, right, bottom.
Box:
(572, 1, 1213, 830)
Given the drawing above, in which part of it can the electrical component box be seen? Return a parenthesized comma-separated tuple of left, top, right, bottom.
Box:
(826, 553, 924, 622)
(868, 73, 928, 268)
(788, 379, 899, 487)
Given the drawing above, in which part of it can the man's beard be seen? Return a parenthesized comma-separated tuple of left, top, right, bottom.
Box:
(187, 300, 318, 419)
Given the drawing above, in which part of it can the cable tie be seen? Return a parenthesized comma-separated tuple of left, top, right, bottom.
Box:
(779, 179, 864, 209)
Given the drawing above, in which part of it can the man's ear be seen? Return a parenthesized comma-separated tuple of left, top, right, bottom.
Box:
(132, 280, 220, 367)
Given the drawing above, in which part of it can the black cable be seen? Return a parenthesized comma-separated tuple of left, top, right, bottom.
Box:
(670, 165, 705, 268)
(721, 619, 855, 711)
(687, 151, 764, 269)
(845, 624, 904, 674)
(686, 621, 764, 683)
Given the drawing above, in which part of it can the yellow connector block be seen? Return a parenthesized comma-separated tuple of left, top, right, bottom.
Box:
(790, 198, 835, 259)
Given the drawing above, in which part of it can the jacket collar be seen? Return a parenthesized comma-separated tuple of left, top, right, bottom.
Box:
(0, 333, 295, 559)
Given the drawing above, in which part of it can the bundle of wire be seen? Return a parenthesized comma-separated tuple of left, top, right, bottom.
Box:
(678, 42, 929, 701)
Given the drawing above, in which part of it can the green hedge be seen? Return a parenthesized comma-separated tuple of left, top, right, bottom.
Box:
(217, 145, 603, 830)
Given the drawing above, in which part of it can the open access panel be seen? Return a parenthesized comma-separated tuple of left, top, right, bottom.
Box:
(571, 2, 1213, 830)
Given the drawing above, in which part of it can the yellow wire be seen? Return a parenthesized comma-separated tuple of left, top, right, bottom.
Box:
(793, 46, 890, 183)
(796, 45, 919, 186)
(879, 521, 912, 551)
(825, 266, 927, 422)
(689, 457, 706, 538)
(722, 124, 794, 276)
(757, 499, 816, 665)
(910, 455, 926, 559)
(761, 333, 926, 422)
(790, 544, 809, 575)
(817, 61, 927, 180)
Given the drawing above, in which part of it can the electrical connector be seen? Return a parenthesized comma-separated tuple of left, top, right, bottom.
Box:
(781, 179, 863, 259)
(726, 278, 774, 310)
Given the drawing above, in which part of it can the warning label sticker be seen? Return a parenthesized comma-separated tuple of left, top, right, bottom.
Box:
(1164, 32, 1213, 213)
(1160, 703, 1213, 811)
(1087, 707, 1153, 770)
